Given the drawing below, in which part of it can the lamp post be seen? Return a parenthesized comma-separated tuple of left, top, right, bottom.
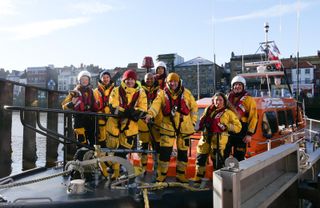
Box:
(197, 62, 200, 100)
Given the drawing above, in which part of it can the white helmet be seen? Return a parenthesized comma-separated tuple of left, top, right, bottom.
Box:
(77, 70, 91, 82)
(231, 75, 246, 88)
(155, 61, 167, 70)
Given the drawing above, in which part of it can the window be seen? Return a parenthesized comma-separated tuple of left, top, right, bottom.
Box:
(277, 110, 287, 130)
(262, 111, 278, 138)
(286, 110, 294, 126)
(305, 68, 310, 74)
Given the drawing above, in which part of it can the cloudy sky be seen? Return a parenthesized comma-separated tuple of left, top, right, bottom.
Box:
(0, 0, 319, 71)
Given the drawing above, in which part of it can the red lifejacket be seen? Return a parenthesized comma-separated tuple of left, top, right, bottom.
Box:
(228, 91, 249, 118)
(199, 105, 226, 133)
(211, 109, 227, 133)
(162, 86, 190, 116)
(73, 87, 96, 112)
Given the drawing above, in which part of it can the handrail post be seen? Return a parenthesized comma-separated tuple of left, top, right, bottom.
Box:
(0, 80, 13, 177)
(267, 139, 272, 151)
(309, 119, 312, 142)
(46, 91, 59, 167)
(23, 86, 38, 170)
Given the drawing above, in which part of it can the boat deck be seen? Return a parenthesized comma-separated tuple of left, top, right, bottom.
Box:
(0, 166, 212, 208)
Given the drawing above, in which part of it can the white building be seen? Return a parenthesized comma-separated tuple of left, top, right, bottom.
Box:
(57, 66, 80, 91)
(291, 62, 314, 97)
(7, 70, 26, 97)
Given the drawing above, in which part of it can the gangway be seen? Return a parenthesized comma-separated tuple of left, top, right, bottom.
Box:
(213, 120, 320, 208)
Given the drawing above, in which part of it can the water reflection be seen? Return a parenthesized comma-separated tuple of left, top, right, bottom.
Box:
(11, 111, 64, 175)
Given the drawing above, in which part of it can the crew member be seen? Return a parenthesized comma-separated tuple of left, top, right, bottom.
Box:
(154, 61, 167, 90)
(93, 70, 115, 147)
(106, 69, 147, 179)
(224, 75, 258, 161)
(138, 73, 161, 173)
(62, 70, 99, 147)
(145, 73, 198, 183)
(194, 92, 241, 182)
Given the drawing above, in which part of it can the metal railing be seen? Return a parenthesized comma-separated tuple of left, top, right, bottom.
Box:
(0, 78, 67, 178)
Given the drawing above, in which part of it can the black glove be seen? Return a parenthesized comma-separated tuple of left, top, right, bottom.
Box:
(130, 110, 146, 121)
(110, 105, 127, 118)
(124, 108, 134, 118)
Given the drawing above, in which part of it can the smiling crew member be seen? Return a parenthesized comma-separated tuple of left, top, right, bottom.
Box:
(224, 75, 258, 161)
(145, 72, 198, 183)
(154, 61, 167, 90)
(93, 70, 115, 147)
(62, 70, 99, 147)
(194, 92, 241, 182)
(138, 73, 162, 173)
(106, 69, 147, 179)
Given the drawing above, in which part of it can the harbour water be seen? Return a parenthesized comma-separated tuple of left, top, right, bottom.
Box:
(11, 111, 64, 175)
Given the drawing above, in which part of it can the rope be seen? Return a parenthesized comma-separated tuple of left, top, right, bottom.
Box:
(142, 188, 149, 208)
(299, 149, 310, 170)
(138, 182, 210, 192)
(0, 170, 71, 189)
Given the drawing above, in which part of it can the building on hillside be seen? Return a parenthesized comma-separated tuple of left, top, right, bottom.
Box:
(57, 65, 78, 91)
(156, 53, 184, 73)
(282, 58, 315, 98)
(57, 64, 102, 92)
(26, 65, 57, 89)
(7, 70, 26, 97)
(174, 57, 224, 99)
(300, 53, 320, 96)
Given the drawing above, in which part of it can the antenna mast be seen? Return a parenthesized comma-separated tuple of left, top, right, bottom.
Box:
(264, 22, 270, 60)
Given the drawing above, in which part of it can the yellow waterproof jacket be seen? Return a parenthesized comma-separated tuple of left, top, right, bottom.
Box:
(197, 108, 242, 153)
(106, 81, 147, 137)
(239, 96, 258, 135)
(199, 107, 242, 134)
(61, 84, 97, 111)
(93, 82, 114, 114)
(148, 86, 198, 137)
(138, 84, 162, 133)
(61, 94, 73, 110)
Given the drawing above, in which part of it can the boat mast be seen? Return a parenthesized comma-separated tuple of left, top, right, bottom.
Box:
(264, 22, 270, 61)
(264, 22, 271, 96)
(296, 0, 301, 101)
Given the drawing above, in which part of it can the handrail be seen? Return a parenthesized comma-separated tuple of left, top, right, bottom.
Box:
(257, 128, 305, 145)
(4, 105, 119, 118)
(4, 105, 155, 154)
(18, 109, 94, 150)
(35, 111, 72, 144)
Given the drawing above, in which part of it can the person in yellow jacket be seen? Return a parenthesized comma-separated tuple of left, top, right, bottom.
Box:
(154, 61, 167, 90)
(224, 75, 258, 161)
(145, 72, 198, 183)
(138, 73, 162, 173)
(194, 92, 242, 182)
(61, 70, 99, 147)
(93, 70, 115, 147)
(106, 69, 147, 179)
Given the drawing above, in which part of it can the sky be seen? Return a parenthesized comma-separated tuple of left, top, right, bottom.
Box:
(0, 0, 319, 71)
